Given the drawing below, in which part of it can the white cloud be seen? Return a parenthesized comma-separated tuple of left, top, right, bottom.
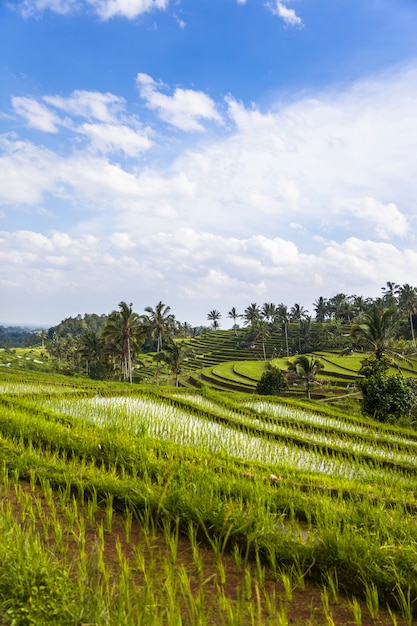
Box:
(136, 73, 223, 131)
(44, 90, 126, 122)
(109, 232, 136, 249)
(78, 123, 152, 155)
(12, 97, 60, 133)
(18, 0, 79, 16)
(86, 0, 169, 20)
(338, 197, 409, 240)
(267, 1, 303, 26)
(3, 64, 417, 323)
(0, 138, 60, 205)
(17, 0, 169, 18)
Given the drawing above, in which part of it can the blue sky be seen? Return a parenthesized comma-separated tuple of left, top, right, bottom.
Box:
(1, 0, 417, 327)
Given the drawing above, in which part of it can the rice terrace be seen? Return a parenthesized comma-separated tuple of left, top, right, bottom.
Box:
(1, 294, 417, 625)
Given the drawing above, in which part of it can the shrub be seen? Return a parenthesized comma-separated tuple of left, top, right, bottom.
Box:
(357, 361, 417, 423)
(256, 366, 287, 395)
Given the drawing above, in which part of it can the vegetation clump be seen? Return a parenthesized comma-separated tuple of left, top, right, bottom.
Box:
(358, 357, 417, 424)
(256, 365, 287, 395)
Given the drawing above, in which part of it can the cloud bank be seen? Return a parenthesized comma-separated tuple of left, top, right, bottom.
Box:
(2, 64, 417, 323)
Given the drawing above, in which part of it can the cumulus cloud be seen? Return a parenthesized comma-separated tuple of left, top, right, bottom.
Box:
(44, 90, 126, 122)
(78, 123, 152, 155)
(17, 0, 169, 19)
(338, 197, 409, 240)
(3, 63, 417, 322)
(18, 0, 79, 17)
(136, 73, 222, 131)
(267, 1, 303, 26)
(2, 226, 417, 325)
(87, 0, 169, 20)
(12, 97, 60, 133)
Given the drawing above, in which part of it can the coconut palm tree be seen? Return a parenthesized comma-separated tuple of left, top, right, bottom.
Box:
(102, 301, 145, 383)
(77, 330, 106, 375)
(381, 281, 400, 308)
(313, 297, 328, 322)
(143, 301, 176, 352)
(398, 284, 417, 348)
(243, 303, 261, 327)
(207, 309, 222, 330)
(350, 304, 396, 361)
(261, 302, 277, 325)
(253, 319, 271, 361)
(288, 354, 324, 399)
(276, 303, 290, 357)
(227, 307, 240, 334)
(157, 339, 192, 386)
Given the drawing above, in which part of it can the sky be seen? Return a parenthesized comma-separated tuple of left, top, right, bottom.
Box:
(1, 0, 417, 328)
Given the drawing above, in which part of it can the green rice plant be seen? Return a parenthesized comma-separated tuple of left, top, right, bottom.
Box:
(232, 542, 243, 573)
(387, 604, 398, 625)
(349, 597, 362, 625)
(276, 601, 288, 626)
(280, 569, 293, 602)
(254, 549, 265, 590)
(323, 568, 339, 602)
(363, 579, 379, 619)
(104, 492, 114, 533)
(394, 583, 413, 626)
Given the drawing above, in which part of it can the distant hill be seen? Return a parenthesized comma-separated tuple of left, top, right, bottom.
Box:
(0, 325, 44, 348)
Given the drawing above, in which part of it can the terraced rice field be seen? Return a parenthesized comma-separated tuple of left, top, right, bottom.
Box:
(0, 370, 416, 624)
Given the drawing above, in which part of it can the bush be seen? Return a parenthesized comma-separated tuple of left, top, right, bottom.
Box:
(256, 366, 287, 395)
(357, 363, 417, 423)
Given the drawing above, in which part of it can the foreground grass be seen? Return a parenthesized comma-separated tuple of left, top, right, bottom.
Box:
(0, 368, 416, 623)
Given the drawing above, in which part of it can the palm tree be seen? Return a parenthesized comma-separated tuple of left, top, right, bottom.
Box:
(313, 297, 328, 322)
(261, 302, 277, 324)
(227, 307, 240, 334)
(398, 284, 417, 348)
(276, 303, 290, 357)
(37, 329, 47, 349)
(381, 281, 400, 307)
(327, 293, 349, 320)
(290, 303, 308, 351)
(102, 301, 145, 383)
(288, 355, 324, 399)
(77, 330, 106, 375)
(143, 301, 176, 352)
(207, 309, 222, 330)
(350, 304, 396, 361)
(243, 303, 261, 327)
(253, 319, 271, 361)
(157, 339, 192, 386)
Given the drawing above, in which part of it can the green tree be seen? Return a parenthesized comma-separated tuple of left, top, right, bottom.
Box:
(102, 301, 145, 383)
(253, 319, 271, 361)
(398, 283, 417, 348)
(313, 296, 328, 322)
(143, 301, 176, 352)
(381, 281, 400, 308)
(227, 307, 240, 334)
(357, 358, 417, 423)
(77, 330, 107, 378)
(157, 339, 192, 386)
(243, 303, 261, 327)
(207, 309, 222, 330)
(276, 303, 290, 357)
(261, 302, 277, 324)
(256, 365, 287, 395)
(288, 354, 324, 399)
(350, 304, 396, 361)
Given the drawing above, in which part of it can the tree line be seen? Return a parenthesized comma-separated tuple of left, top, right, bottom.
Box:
(33, 282, 417, 383)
